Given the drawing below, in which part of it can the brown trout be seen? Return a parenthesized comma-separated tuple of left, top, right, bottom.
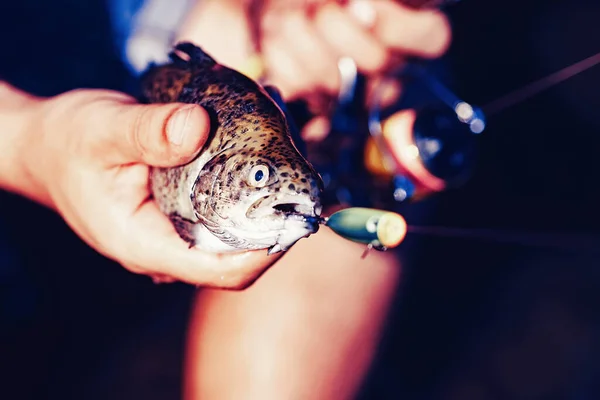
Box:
(142, 42, 324, 254)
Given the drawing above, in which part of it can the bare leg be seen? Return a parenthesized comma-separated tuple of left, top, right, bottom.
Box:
(183, 226, 402, 400)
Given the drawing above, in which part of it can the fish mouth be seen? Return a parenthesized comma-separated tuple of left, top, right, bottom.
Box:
(273, 203, 324, 234)
(242, 195, 323, 255)
(272, 202, 316, 217)
(246, 194, 323, 223)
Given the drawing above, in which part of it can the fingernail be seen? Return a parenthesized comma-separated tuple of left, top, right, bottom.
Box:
(347, 0, 377, 29)
(167, 105, 196, 145)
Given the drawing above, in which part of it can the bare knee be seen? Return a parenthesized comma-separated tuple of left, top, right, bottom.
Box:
(183, 228, 402, 400)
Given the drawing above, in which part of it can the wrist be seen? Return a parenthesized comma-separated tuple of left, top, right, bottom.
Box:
(0, 82, 52, 208)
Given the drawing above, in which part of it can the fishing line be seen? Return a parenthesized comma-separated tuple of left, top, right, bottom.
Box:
(406, 225, 600, 254)
(482, 50, 600, 116)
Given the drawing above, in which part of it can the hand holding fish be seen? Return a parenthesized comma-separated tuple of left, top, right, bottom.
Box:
(0, 82, 281, 288)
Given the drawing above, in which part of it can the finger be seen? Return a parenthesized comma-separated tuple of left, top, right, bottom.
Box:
(313, 2, 389, 74)
(86, 95, 211, 167)
(346, 0, 378, 28)
(370, 1, 452, 58)
(268, 11, 341, 95)
(110, 200, 283, 289)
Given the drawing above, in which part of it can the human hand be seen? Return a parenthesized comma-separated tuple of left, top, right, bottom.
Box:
(177, 0, 451, 101)
(260, 0, 451, 104)
(17, 88, 281, 288)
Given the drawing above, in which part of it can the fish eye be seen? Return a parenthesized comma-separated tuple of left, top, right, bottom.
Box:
(248, 164, 270, 187)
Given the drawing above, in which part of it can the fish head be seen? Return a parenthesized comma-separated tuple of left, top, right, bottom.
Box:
(191, 146, 324, 253)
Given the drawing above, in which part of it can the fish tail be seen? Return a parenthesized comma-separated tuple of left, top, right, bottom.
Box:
(170, 42, 217, 69)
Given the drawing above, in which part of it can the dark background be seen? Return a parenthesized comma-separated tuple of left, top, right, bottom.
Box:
(1, 0, 600, 399)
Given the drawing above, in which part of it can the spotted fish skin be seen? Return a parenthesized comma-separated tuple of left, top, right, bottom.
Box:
(143, 42, 324, 254)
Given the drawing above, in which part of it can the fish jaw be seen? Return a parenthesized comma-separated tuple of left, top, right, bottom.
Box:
(201, 192, 321, 253)
(194, 190, 321, 253)
(212, 213, 320, 254)
(266, 214, 322, 255)
(242, 192, 322, 253)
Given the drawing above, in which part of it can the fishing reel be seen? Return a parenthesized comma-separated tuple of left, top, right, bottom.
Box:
(266, 64, 487, 255)
(365, 63, 486, 203)
(292, 60, 486, 210)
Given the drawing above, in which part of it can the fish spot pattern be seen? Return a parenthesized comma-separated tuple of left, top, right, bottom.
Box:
(145, 42, 324, 251)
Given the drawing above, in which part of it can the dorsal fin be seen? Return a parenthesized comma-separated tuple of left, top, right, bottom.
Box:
(169, 42, 217, 69)
(139, 42, 216, 104)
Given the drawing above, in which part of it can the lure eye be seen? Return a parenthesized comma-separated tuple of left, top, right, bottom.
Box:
(248, 164, 270, 187)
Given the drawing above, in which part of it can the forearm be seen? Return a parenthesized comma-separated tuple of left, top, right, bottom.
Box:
(0, 81, 51, 207)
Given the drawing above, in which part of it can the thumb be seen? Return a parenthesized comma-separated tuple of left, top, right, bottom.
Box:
(97, 98, 212, 167)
